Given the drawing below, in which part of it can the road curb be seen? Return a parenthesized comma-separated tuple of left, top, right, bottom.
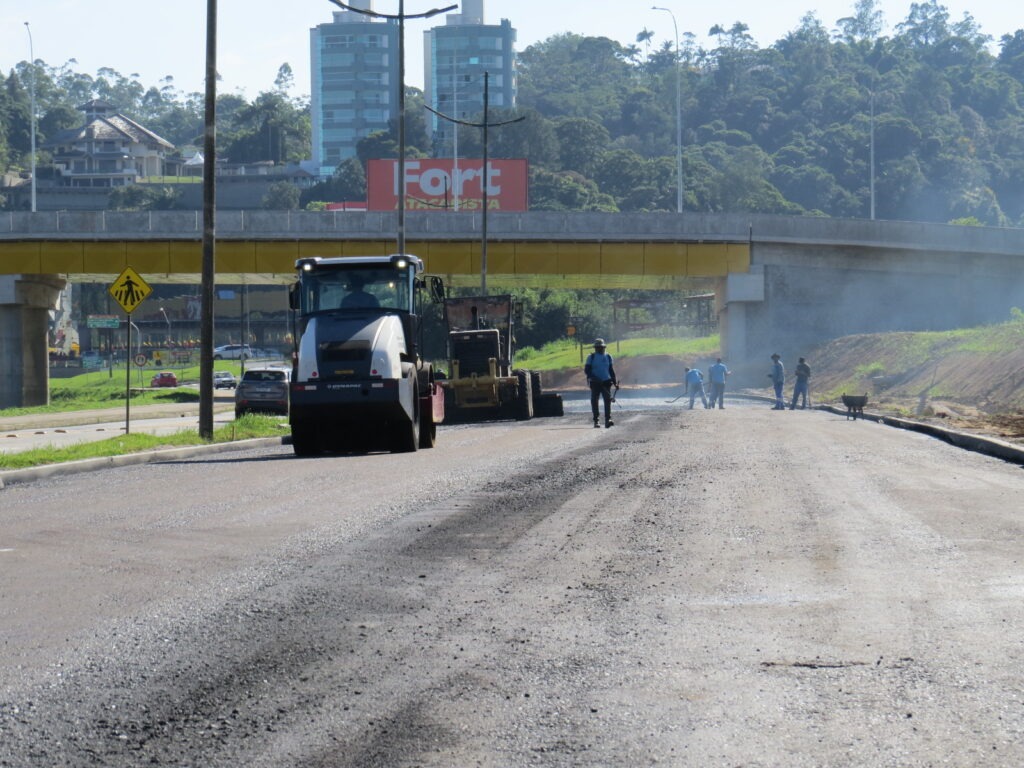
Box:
(0, 437, 289, 490)
(817, 405, 1024, 467)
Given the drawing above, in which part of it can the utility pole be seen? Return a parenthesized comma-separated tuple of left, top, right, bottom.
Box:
(425, 71, 525, 294)
(199, 0, 217, 439)
(327, 1, 458, 254)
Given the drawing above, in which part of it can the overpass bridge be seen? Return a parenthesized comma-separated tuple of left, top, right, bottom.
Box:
(2, 211, 1023, 407)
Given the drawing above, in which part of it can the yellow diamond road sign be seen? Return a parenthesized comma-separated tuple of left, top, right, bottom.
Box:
(109, 266, 152, 314)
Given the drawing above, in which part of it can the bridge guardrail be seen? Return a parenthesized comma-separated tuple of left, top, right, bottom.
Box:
(2, 211, 1022, 256)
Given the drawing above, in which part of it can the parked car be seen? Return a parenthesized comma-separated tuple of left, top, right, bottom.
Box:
(150, 370, 178, 387)
(213, 371, 237, 389)
(213, 344, 252, 360)
(235, 366, 290, 416)
(252, 347, 284, 360)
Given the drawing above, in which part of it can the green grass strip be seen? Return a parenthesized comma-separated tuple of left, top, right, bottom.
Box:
(0, 415, 289, 471)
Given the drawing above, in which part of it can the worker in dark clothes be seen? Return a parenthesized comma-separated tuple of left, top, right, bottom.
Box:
(584, 338, 618, 428)
(790, 357, 811, 409)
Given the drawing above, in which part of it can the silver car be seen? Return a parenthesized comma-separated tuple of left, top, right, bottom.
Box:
(234, 366, 290, 416)
(213, 344, 252, 360)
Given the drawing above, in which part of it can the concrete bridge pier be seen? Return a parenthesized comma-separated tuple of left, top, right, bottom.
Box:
(0, 274, 66, 409)
(717, 266, 765, 374)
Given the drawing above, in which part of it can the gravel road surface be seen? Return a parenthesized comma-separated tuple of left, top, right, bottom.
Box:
(2, 402, 1024, 766)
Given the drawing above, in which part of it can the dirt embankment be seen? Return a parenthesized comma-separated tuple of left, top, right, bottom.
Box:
(807, 330, 1024, 439)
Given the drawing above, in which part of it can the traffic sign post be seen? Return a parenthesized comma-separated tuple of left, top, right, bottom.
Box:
(109, 267, 152, 434)
(125, 315, 132, 433)
(108, 267, 152, 314)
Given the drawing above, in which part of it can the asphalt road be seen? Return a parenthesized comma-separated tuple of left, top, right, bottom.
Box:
(2, 401, 1024, 766)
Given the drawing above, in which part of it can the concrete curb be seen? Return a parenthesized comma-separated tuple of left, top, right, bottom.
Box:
(0, 436, 289, 490)
(817, 405, 1024, 467)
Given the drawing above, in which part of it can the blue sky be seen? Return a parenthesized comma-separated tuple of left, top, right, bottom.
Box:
(3, 0, 1020, 101)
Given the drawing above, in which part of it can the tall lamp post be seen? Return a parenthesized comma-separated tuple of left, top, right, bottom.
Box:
(328, 1, 458, 254)
(23, 22, 37, 213)
(159, 307, 172, 343)
(869, 90, 876, 220)
(652, 6, 682, 213)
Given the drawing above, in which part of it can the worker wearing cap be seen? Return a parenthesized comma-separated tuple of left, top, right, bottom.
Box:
(584, 338, 618, 428)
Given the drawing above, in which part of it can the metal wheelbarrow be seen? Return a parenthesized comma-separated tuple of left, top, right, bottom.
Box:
(841, 393, 868, 420)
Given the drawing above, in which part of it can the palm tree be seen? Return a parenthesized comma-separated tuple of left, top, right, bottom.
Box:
(636, 28, 654, 58)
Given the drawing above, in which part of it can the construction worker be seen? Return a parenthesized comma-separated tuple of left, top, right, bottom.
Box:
(708, 357, 730, 409)
(684, 366, 709, 409)
(790, 356, 811, 409)
(584, 338, 618, 428)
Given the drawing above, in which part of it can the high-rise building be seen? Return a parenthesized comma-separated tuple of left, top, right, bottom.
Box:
(310, 2, 400, 176)
(423, 0, 517, 153)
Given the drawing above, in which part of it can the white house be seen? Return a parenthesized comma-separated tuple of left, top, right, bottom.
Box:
(44, 100, 175, 188)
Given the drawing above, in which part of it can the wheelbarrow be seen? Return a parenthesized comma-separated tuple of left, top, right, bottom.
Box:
(841, 393, 869, 420)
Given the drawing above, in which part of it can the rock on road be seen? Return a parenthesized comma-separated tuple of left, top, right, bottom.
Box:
(2, 403, 1024, 766)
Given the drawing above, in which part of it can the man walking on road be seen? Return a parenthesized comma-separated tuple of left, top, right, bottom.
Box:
(790, 357, 811, 409)
(584, 339, 618, 428)
(708, 358, 730, 409)
(768, 353, 786, 410)
(684, 367, 709, 409)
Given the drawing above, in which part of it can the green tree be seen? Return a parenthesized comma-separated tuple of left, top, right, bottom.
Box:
(262, 181, 300, 209)
(108, 185, 182, 210)
(224, 91, 309, 164)
(517, 34, 635, 125)
(530, 168, 618, 212)
(301, 157, 367, 208)
(836, 0, 886, 43)
(554, 117, 610, 177)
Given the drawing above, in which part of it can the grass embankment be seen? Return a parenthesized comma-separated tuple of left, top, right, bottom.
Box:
(0, 414, 289, 471)
(2, 362, 243, 417)
(811, 316, 1024, 412)
(516, 336, 719, 371)
(0, 362, 285, 471)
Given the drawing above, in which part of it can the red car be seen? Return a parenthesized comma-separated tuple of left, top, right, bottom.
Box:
(150, 371, 178, 387)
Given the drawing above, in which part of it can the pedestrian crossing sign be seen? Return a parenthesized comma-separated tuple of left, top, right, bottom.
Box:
(109, 266, 152, 314)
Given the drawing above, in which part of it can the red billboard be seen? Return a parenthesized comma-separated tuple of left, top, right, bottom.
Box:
(367, 158, 528, 212)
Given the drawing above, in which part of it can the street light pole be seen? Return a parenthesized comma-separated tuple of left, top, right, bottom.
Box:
(652, 6, 682, 213)
(160, 307, 172, 343)
(327, 1, 458, 254)
(869, 90, 876, 220)
(23, 22, 37, 213)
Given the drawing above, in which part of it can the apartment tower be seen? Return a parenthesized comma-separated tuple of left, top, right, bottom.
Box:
(310, 1, 400, 175)
(423, 0, 517, 153)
